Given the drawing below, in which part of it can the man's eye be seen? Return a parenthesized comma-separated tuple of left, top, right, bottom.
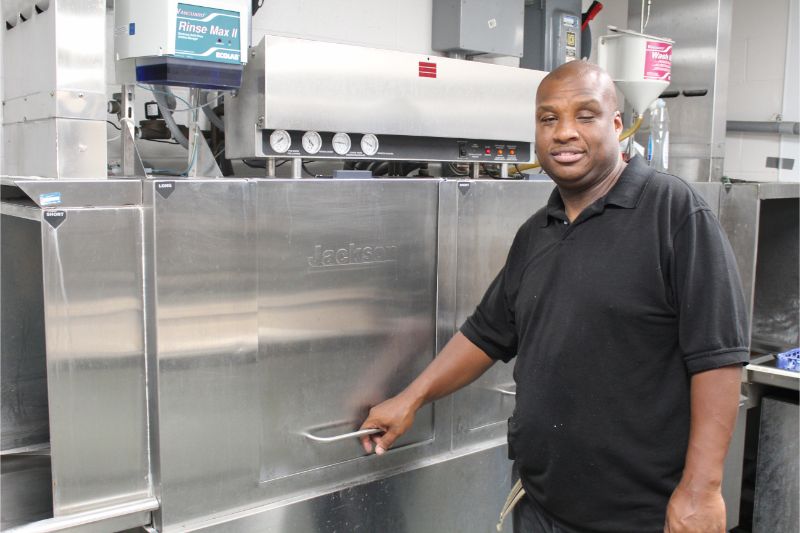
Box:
(540, 116, 556, 124)
(578, 115, 595, 121)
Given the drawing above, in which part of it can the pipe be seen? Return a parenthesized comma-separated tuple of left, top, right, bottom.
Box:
(291, 158, 302, 179)
(727, 120, 799, 135)
(469, 162, 481, 178)
(152, 85, 190, 148)
(202, 92, 225, 131)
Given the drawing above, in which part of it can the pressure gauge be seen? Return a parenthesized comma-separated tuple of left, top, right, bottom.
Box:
(360, 134, 379, 156)
(269, 130, 291, 154)
(302, 131, 322, 154)
(332, 132, 351, 155)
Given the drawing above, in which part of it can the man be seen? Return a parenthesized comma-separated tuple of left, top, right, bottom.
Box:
(359, 61, 749, 533)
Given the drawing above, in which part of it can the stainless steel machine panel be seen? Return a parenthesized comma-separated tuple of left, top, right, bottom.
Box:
(445, 180, 554, 446)
(751, 198, 799, 351)
(1, 215, 49, 452)
(752, 397, 800, 531)
(40, 205, 151, 515)
(187, 442, 514, 533)
(256, 180, 438, 482)
(148, 179, 260, 529)
(719, 184, 760, 323)
(719, 183, 800, 351)
(150, 179, 447, 530)
(225, 35, 545, 161)
(2, 0, 107, 178)
(14, 178, 143, 209)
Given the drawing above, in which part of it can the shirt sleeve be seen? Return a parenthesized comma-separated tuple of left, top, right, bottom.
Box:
(459, 230, 524, 363)
(671, 208, 750, 374)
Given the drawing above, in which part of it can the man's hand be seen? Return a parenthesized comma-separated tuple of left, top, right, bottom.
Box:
(664, 481, 726, 532)
(357, 333, 495, 456)
(359, 392, 419, 455)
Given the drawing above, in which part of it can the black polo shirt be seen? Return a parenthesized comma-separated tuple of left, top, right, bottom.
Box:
(460, 156, 749, 533)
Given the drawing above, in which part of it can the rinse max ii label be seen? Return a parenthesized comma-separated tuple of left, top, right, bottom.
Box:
(175, 3, 241, 64)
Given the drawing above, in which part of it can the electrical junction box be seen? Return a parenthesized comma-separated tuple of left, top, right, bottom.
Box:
(521, 0, 582, 71)
(432, 0, 525, 57)
(114, 0, 249, 89)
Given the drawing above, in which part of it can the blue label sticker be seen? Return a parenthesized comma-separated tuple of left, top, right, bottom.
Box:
(129, 22, 135, 35)
(39, 192, 62, 206)
(174, 3, 241, 65)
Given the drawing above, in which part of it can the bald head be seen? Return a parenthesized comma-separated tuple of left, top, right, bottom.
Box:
(533, 60, 625, 190)
(537, 61, 618, 112)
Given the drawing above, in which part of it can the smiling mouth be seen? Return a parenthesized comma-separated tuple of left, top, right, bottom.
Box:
(550, 150, 585, 164)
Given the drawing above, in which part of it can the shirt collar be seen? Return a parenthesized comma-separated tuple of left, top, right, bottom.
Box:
(541, 155, 653, 227)
(605, 155, 653, 209)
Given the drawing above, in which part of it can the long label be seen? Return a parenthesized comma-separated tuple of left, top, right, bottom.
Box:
(175, 3, 241, 64)
(644, 41, 672, 81)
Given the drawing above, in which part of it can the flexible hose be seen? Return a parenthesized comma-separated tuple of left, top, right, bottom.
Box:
(514, 161, 541, 172)
(618, 114, 644, 142)
(152, 85, 189, 149)
(512, 115, 645, 173)
(202, 91, 225, 131)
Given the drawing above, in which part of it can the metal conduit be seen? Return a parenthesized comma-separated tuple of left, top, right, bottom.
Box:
(727, 121, 799, 135)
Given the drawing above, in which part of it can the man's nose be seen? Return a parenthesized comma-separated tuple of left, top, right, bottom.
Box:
(554, 119, 579, 142)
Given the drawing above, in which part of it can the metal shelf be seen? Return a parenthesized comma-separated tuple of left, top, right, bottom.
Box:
(1, 201, 40, 221)
(746, 355, 800, 391)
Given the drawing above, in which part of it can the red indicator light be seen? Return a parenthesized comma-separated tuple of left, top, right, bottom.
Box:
(485, 148, 491, 155)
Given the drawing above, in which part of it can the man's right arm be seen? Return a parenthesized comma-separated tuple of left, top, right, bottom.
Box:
(359, 331, 495, 455)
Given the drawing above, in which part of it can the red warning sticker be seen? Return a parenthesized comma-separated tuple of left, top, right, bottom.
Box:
(644, 41, 672, 81)
(419, 61, 437, 78)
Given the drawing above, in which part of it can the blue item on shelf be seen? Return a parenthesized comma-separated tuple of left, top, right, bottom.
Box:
(775, 348, 800, 372)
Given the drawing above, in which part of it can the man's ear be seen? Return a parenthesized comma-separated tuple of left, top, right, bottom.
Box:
(613, 111, 624, 135)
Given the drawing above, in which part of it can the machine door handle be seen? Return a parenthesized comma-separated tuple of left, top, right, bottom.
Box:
(303, 427, 383, 443)
(492, 385, 516, 396)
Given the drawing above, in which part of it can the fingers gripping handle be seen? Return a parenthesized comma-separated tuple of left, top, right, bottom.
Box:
(303, 427, 383, 444)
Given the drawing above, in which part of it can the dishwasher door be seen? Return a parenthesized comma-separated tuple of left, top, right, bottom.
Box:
(449, 180, 554, 447)
(256, 179, 439, 483)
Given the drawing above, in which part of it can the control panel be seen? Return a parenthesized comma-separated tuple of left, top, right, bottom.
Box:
(261, 130, 531, 163)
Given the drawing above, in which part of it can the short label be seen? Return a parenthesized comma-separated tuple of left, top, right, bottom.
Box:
(308, 243, 398, 269)
(175, 3, 241, 64)
(563, 15, 578, 27)
(458, 182, 471, 195)
(644, 41, 672, 81)
(156, 181, 175, 199)
(43, 210, 66, 229)
(39, 192, 62, 206)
